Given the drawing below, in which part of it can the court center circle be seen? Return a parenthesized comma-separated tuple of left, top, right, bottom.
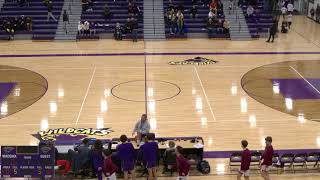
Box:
(111, 80, 181, 102)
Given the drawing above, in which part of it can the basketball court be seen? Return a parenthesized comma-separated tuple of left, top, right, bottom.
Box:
(0, 16, 320, 179)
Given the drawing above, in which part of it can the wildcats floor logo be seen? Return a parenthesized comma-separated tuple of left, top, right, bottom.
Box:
(36, 127, 113, 141)
(168, 57, 218, 65)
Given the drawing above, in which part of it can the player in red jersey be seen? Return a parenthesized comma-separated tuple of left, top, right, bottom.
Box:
(260, 136, 274, 180)
(237, 140, 251, 180)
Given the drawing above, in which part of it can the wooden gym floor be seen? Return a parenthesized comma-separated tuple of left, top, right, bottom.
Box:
(0, 16, 320, 179)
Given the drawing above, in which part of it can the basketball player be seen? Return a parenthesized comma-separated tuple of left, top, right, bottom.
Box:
(142, 133, 159, 180)
(116, 135, 136, 180)
(237, 140, 251, 180)
(260, 136, 274, 180)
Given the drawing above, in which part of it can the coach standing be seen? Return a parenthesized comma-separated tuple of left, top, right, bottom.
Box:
(132, 114, 150, 144)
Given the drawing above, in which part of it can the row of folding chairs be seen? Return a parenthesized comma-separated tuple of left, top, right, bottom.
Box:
(229, 151, 320, 173)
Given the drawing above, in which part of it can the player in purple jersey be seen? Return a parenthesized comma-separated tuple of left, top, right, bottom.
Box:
(142, 133, 159, 180)
(116, 135, 136, 180)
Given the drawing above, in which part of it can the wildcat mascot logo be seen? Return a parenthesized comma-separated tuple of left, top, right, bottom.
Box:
(168, 57, 218, 65)
(37, 127, 113, 141)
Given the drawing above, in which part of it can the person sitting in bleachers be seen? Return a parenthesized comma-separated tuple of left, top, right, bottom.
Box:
(176, 10, 184, 35)
(25, 17, 32, 31)
(169, 13, 177, 34)
(209, 0, 217, 10)
(90, 22, 96, 36)
(223, 19, 230, 34)
(216, 19, 224, 34)
(128, 2, 140, 17)
(114, 22, 123, 40)
(78, 21, 84, 36)
(104, 4, 112, 19)
(206, 17, 215, 34)
(82, 0, 93, 12)
(217, 0, 224, 16)
(190, 5, 198, 19)
(208, 9, 217, 20)
(4, 20, 15, 40)
(83, 21, 90, 36)
(246, 5, 254, 18)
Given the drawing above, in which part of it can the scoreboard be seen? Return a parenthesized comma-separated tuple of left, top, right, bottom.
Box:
(1, 145, 55, 178)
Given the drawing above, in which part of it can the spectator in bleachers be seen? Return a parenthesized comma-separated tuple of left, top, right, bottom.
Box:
(169, 13, 177, 34)
(217, 0, 224, 15)
(142, 133, 159, 180)
(63, 10, 69, 34)
(83, 21, 90, 36)
(25, 17, 32, 31)
(128, 2, 140, 17)
(43, 0, 49, 6)
(114, 22, 123, 40)
(47, 1, 57, 22)
(260, 136, 274, 180)
(209, 0, 217, 10)
(92, 140, 104, 180)
(206, 17, 215, 34)
(237, 140, 251, 180)
(102, 149, 118, 180)
(287, 2, 293, 15)
(176, 10, 184, 35)
(163, 141, 176, 173)
(281, 6, 287, 18)
(175, 146, 190, 180)
(104, 4, 112, 19)
(4, 20, 15, 40)
(116, 135, 136, 180)
(208, 9, 216, 20)
(246, 5, 254, 18)
(216, 19, 224, 34)
(90, 22, 96, 36)
(78, 21, 84, 36)
(223, 19, 229, 34)
(190, 5, 198, 19)
(82, 0, 93, 12)
(68, 138, 90, 175)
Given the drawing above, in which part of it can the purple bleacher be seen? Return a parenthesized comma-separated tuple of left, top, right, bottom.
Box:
(80, 0, 144, 39)
(242, 4, 273, 38)
(0, 0, 63, 40)
(163, 0, 229, 39)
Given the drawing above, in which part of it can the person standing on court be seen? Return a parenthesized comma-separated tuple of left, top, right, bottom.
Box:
(237, 140, 251, 180)
(47, 1, 57, 22)
(266, 20, 278, 43)
(116, 135, 136, 180)
(132, 114, 150, 144)
(142, 133, 159, 180)
(260, 136, 274, 180)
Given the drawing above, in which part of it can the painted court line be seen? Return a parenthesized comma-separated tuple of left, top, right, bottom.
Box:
(193, 66, 216, 122)
(0, 51, 319, 58)
(75, 66, 96, 125)
(289, 66, 320, 95)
